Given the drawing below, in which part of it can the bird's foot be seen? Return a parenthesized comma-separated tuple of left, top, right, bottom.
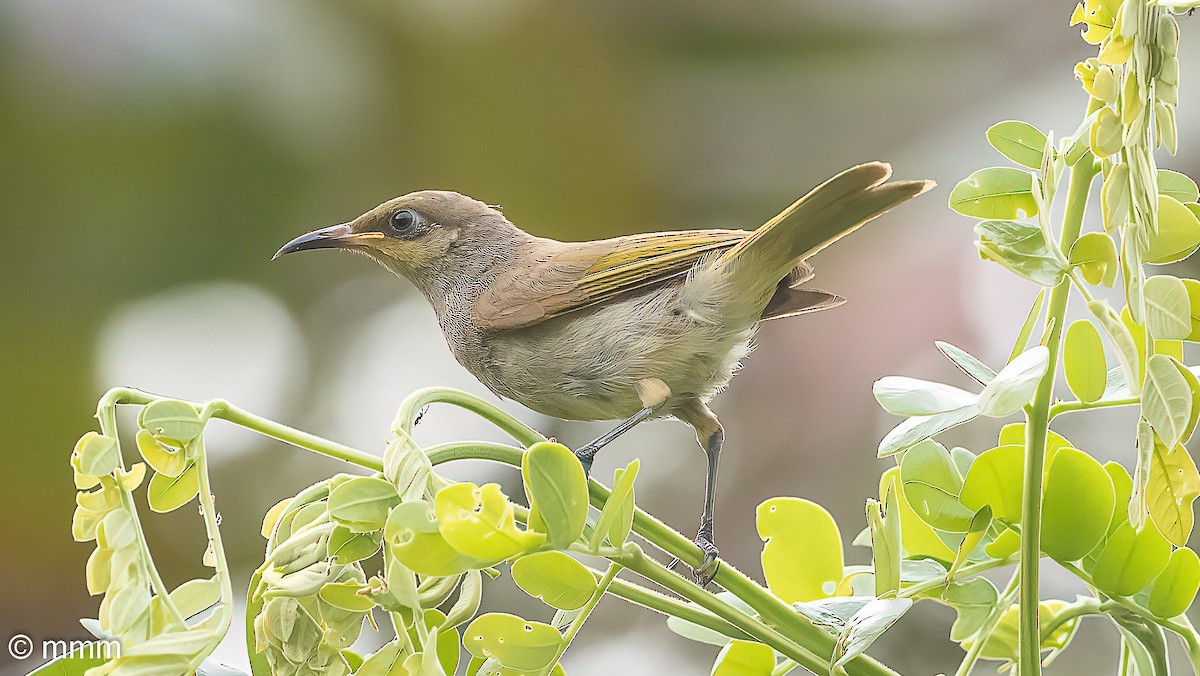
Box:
(665, 523, 720, 587)
(574, 445, 598, 478)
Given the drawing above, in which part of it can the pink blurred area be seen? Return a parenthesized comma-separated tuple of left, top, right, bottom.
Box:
(1, 1, 1197, 673)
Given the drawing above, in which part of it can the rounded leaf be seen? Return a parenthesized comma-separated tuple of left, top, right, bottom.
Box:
(462, 613, 561, 671)
(511, 551, 596, 610)
(1149, 547, 1200, 618)
(521, 442, 588, 549)
(1069, 232, 1118, 287)
(328, 476, 400, 532)
(147, 463, 199, 513)
(1159, 169, 1199, 204)
(960, 445, 1024, 523)
(1147, 195, 1200, 264)
(898, 441, 975, 532)
(386, 501, 484, 577)
(712, 639, 775, 676)
(949, 168, 1038, 219)
(986, 120, 1048, 169)
(1042, 447, 1115, 561)
(319, 581, 375, 612)
(436, 483, 545, 563)
(135, 428, 188, 477)
(1092, 521, 1172, 596)
(74, 433, 119, 478)
(757, 497, 843, 603)
(138, 399, 204, 444)
(1182, 279, 1200, 342)
(1064, 320, 1107, 403)
(977, 346, 1049, 417)
(1145, 275, 1192, 340)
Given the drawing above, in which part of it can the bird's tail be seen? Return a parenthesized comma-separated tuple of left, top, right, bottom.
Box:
(710, 162, 934, 313)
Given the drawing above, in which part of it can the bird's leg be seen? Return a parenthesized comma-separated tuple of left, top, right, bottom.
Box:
(692, 426, 724, 586)
(574, 378, 670, 476)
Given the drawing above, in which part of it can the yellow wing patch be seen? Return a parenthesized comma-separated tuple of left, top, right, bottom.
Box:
(474, 229, 748, 331)
(577, 230, 748, 297)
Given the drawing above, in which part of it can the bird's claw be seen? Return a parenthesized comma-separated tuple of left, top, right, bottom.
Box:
(665, 528, 720, 586)
(574, 445, 598, 478)
(692, 531, 720, 587)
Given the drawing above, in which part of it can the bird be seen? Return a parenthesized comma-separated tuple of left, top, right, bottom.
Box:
(274, 162, 933, 583)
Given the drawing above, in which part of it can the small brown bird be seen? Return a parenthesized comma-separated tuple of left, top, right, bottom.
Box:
(275, 162, 932, 582)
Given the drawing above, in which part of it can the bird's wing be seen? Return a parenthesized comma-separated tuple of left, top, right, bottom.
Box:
(474, 229, 750, 330)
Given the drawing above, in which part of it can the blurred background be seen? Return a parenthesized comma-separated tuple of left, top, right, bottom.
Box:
(3, 0, 1199, 673)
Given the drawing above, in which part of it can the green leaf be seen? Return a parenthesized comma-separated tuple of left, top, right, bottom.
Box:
(1042, 447, 1115, 561)
(1110, 608, 1169, 676)
(986, 120, 1048, 169)
(959, 445, 1024, 523)
(977, 346, 1049, 417)
(974, 220, 1064, 286)
(1091, 521, 1172, 596)
(1158, 169, 1199, 203)
(74, 433, 119, 478)
(1144, 275, 1192, 340)
(711, 639, 775, 676)
(898, 441, 975, 532)
(985, 528, 1020, 559)
(949, 168, 1039, 219)
(436, 483, 545, 564)
(1063, 321, 1107, 406)
(319, 580, 376, 612)
(328, 525, 382, 564)
(1183, 279, 1200, 341)
(521, 442, 588, 549)
(591, 460, 639, 550)
(943, 578, 999, 642)
(462, 613, 561, 672)
(147, 463, 199, 513)
(949, 506, 992, 578)
(1149, 547, 1200, 618)
(1143, 354, 1192, 449)
(1069, 232, 1118, 286)
(877, 406, 979, 457)
(1146, 195, 1200, 264)
(27, 650, 110, 675)
(386, 502, 485, 577)
(757, 497, 843, 603)
(134, 429, 188, 478)
(511, 551, 596, 611)
(1102, 162, 1131, 234)
(1090, 106, 1123, 157)
(934, 341, 996, 386)
(871, 376, 977, 416)
(1008, 289, 1047, 362)
(867, 484, 901, 597)
(329, 476, 400, 532)
(880, 468, 954, 560)
(138, 399, 204, 444)
(831, 598, 912, 670)
(1147, 438, 1200, 546)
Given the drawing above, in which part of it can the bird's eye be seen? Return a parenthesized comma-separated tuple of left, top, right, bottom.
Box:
(390, 209, 418, 236)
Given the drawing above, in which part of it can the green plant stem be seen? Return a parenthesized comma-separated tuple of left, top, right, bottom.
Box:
(190, 435, 234, 669)
(1038, 597, 1101, 641)
(95, 394, 189, 630)
(426, 440, 897, 676)
(98, 387, 383, 471)
(548, 562, 622, 673)
(1048, 396, 1140, 418)
(898, 556, 1019, 599)
(613, 544, 836, 674)
(582, 565, 753, 643)
(392, 387, 546, 447)
(1017, 141, 1100, 676)
(955, 570, 1021, 676)
(771, 659, 799, 676)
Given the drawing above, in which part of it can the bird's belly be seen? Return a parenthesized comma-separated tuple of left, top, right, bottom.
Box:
(477, 285, 756, 422)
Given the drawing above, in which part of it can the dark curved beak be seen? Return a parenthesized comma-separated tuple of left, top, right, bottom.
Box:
(273, 223, 370, 260)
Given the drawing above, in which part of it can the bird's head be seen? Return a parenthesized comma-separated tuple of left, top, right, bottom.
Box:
(274, 190, 515, 281)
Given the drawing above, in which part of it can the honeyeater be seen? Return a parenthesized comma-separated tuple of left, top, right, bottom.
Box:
(275, 162, 933, 583)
